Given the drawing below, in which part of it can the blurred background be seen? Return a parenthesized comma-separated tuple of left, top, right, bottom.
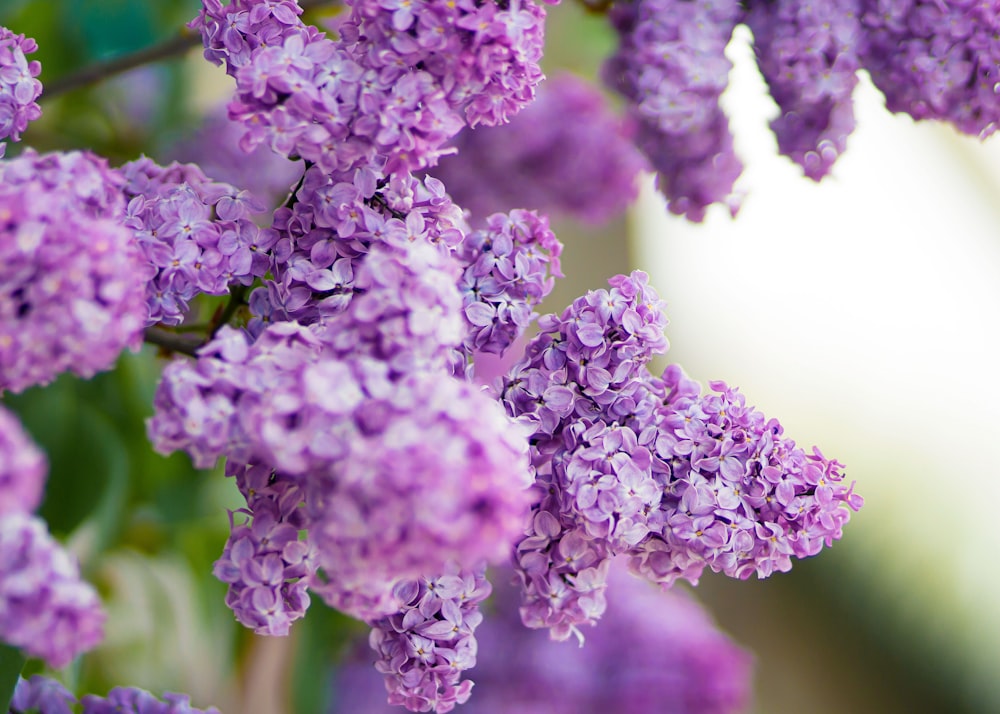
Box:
(2, 0, 998, 713)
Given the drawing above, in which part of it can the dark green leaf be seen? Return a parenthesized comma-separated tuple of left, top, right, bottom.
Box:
(0, 643, 26, 711)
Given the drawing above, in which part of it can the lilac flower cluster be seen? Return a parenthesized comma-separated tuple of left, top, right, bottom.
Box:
(367, 565, 491, 714)
(0, 406, 46, 516)
(501, 275, 860, 641)
(257, 165, 466, 330)
(151, 235, 532, 624)
(745, 0, 862, 180)
(212, 462, 315, 636)
(0, 27, 42, 157)
(859, 0, 1000, 135)
(0, 512, 105, 668)
(10, 676, 221, 714)
(119, 157, 275, 325)
(0, 407, 105, 669)
(432, 74, 647, 225)
(192, 0, 545, 176)
(632, 364, 863, 586)
(604, 0, 744, 221)
(335, 563, 752, 714)
(456, 209, 562, 361)
(0, 150, 149, 393)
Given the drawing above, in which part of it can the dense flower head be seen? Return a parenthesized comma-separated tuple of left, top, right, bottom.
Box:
(501, 271, 669, 441)
(120, 156, 275, 326)
(0, 512, 105, 668)
(213, 461, 316, 636)
(193, 0, 544, 175)
(335, 563, 752, 714)
(0, 27, 42, 157)
(0, 150, 149, 393)
(0, 406, 46, 516)
(604, 0, 744, 221)
(631, 364, 864, 587)
(260, 165, 467, 330)
(456, 209, 563, 361)
(745, 0, 862, 179)
(432, 74, 647, 224)
(303, 369, 532, 619)
(367, 565, 491, 713)
(859, 0, 1000, 136)
(342, 0, 547, 129)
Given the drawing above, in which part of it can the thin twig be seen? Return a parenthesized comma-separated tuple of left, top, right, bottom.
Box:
(41, 0, 340, 101)
(210, 284, 248, 338)
(143, 327, 204, 357)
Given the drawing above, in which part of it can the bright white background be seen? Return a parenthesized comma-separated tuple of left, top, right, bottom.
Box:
(634, 26, 1000, 711)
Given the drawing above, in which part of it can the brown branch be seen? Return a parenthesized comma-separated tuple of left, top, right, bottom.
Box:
(143, 327, 204, 357)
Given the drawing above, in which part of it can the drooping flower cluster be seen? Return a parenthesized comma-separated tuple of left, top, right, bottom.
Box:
(367, 565, 491, 714)
(336, 563, 752, 714)
(192, 0, 545, 176)
(212, 462, 315, 636)
(150, 230, 533, 627)
(119, 157, 275, 326)
(0, 27, 42, 157)
(745, 0, 862, 180)
(0, 405, 46, 515)
(501, 275, 861, 641)
(860, 0, 1000, 136)
(0, 150, 149, 393)
(10, 676, 221, 714)
(631, 364, 864, 586)
(0, 512, 105, 668)
(456, 209, 562, 361)
(604, 0, 744, 221)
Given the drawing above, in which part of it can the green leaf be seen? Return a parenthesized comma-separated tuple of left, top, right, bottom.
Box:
(0, 643, 26, 711)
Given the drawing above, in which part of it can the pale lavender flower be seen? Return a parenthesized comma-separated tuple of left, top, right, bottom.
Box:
(432, 74, 647, 224)
(119, 157, 274, 326)
(0, 406, 46, 516)
(367, 565, 491, 713)
(79, 687, 221, 714)
(10, 675, 75, 714)
(456, 210, 562, 361)
(746, 0, 862, 179)
(0, 27, 42, 156)
(213, 461, 316, 636)
(604, 0, 744, 220)
(0, 150, 149, 394)
(11, 677, 222, 714)
(0, 512, 105, 668)
(631, 364, 864, 586)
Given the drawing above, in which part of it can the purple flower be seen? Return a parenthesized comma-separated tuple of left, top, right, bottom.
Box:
(366, 564, 492, 713)
(456, 209, 563, 362)
(859, 0, 1000, 136)
(10, 676, 75, 714)
(0, 512, 105, 668)
(604, 0, 744, 220)
(0, 150, 149, 394)
(431, 74, 647, 224)
(746, 0, 862, 179)
(0, 27, 42, 155)
(120, 157, 273, 326)
(79, 687, 221, 714)
(334, 561, 752, 714)
(0, 406, 46, 516)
